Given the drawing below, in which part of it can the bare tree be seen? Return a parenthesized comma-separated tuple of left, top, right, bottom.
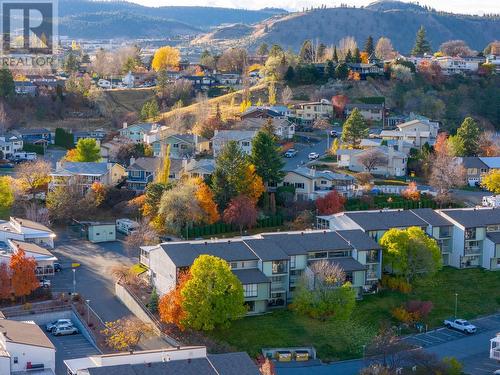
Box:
(281, 86, 293, 105)
(375, 37, 394, 60)
(357, 149, 388, 173)
(338, 36, 358, 61)
(309, 260, 346, 288)
(439, 40, 476, 57)
(124, 219, 159, 257)
(24, 203, 50, 226)
(479, 131, 500, 157)
(16, 160, 51, 199)
(365, 327, 415, 370)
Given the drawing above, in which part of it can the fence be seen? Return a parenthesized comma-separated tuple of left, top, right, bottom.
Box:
(187, 215, 283, 239)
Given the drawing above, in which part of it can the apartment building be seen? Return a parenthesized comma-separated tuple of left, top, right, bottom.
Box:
(142, 229, 382, 315)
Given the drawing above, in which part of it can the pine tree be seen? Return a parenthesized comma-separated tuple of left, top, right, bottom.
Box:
(333, 46, 339, 62)
(149, 288, 159, 313)
(335, 62, 349, 80)
(364, 35, 374, 55)
(250, 129, 285, 186)
(325, 60, 336, 78)
(411, 26, 432, 56)
(345, 49, 353, 63)
(341, 108, 369, 148)
(299, 40, 314, 63)
(450, 117, 480, 157)
(353, 48, 361, 63)
(317, 43, 327, 62)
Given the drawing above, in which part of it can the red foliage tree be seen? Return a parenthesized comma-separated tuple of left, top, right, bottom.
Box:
(418, 60, 443, 84)
(158, 270, 191, 330)
(332, 94, 349, 118)
(315, 191, 346, 215)
(406, 300, 433, 319)
(10, 249, 39, 301)
(0, 263, 11, 299)
(223, 195, 258, 234)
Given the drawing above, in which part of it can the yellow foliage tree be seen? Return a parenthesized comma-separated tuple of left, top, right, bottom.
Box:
(242, 164, 265, 203)
(151, 46, 181, 72)
(156, 144, 171, 185)
(195, 180, 220, 224)
(360, 51, 369, 64)
(481, 169, 500, 194)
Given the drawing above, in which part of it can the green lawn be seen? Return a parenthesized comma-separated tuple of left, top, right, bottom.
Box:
(0, 207, 10, 220)
(210, 268, 500, 361)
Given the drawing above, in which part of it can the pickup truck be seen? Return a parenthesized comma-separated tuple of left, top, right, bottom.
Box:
(443, 318, 477, 334)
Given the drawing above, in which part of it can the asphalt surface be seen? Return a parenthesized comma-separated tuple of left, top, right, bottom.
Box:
(283, 137, 328, 171)
(46, 331, 99, 375)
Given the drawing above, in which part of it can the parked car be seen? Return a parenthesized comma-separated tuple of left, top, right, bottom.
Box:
(39, 278, 51, 288)
(330, 130, 339, 137)
(443, 318, 477, 334)
(284, 149, 298, 158)
(52, 325, 78, 336)
(45, 319, 72, 332)
(53, 263, 62, 272)
(308, 152, 320, 160)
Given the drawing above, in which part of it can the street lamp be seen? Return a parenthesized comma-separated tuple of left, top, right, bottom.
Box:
(454, 293, 458, 318)
(72, 268, 76, 294)
(86, 299, 91, 325)
(362, 344, 366, 359)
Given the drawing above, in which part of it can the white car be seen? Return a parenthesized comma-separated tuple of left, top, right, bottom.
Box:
(52, 325, 78, 336)
(308, 152, 320, 160)
(45, 319, 72, 332)
(443, 318, 477, 334)
(39, 278, 51, 288)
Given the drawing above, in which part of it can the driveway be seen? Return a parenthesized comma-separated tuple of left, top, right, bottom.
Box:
(283, 137, 328, 171)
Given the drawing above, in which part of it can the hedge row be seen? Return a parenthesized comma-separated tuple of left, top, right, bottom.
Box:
(187, 216, 283, 239)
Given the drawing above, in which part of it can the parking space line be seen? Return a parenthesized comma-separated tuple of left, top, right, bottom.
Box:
(409, 336, 435, 345)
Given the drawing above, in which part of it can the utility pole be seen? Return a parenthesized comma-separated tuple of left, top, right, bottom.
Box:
(454, 292, 458, 318)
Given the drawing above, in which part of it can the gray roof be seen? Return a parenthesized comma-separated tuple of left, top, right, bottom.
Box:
(127, 157, 161, 172)
(212, 130, 257, 142)
(336, 229, 381, 250)
(124, 123, 155, 132)
(207, 352, 261, 375)
(345, 210, 427, 231)
(160, 240, 258, 267)
(325, 257, 367, 272)
(345, 103, 384, 110)
(410, 208, 452, 227)
(486, 232, 500, 244)
(15, 128, 50, 135)
(480, 157, 500, 169)
(243, 238, 289, 261)
(232, 268, 269, 285)
(290, 167, 355, 182)
(0, 319, 55, 349)
(461, 157, 488, 169)
(262, 231, 352, 255)
(59, 162, 109, 176)
(440, 208, 500, 228)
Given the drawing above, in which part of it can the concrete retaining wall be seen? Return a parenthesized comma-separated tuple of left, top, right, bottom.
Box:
(70, 307, 100, 351)
(6, 309, 71, 325)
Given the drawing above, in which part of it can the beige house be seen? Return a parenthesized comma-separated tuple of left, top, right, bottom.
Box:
(234, 118, 295, 140)
(212, 130, 257, 157)
(380, 119, 439, 148)
(344, 103, 384, 122)
(281, 167, 356, 200)
(337, 146, 407, 177)
(50, 162, 126, 190)
(293, 99, 333, 123)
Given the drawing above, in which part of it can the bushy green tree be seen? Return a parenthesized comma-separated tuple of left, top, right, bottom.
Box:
(380, 227, 442, 282)
(148, 288, 159, 313)
(0, 68, 14, 98)
(181, 255, 246, 330)
(250, 127, 285, 186)
(0, 176, 14, 213)
(364, 35, 374, 55)
(411, 26, 432, 55)
(341, 108, 369, 148)
(140, 99, 159, 120)
(299, 40, 314, 63)
(449, 117, 480, 156)
(55, 128, 75, 149)
(70, 138, 101, 162)
(335, 62, 349, 79)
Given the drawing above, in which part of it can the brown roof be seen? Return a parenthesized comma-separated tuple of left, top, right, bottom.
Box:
(10, 240, 54, 257)
(0, 319, 55, 349)
(12, 218, 52, 233)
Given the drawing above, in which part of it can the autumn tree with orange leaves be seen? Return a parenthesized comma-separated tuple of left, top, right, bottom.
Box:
(315, 191, 346, 215)
(402, 182, 420, 202)
(158, 271, 191, 330)
(10, 249, 39, 301)
(195, 180, 220, 224)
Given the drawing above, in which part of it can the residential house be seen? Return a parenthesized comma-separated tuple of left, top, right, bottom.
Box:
(1, 240, 58, 276)
(214, 73, 242, 85)
(435, 56, 480, 75)
(460, 157, 500, 187)
(73, 129, 107, 145)
(212, 130, 257, 157)
(337, 145, 408, 177)
(0, 134, 23, 159)
(348, 62, 384, 78)
(119, 122, 155, 143)
(281, 167, 356, 200)
(0, 319, 55, 374)
(64, 347, 259, 375)
(234, 118, 295, 140)
(143, 229, 383, 314)
(486, 53, 500, 73)
(437, 208, 500, 269)
(293, 99, 333, 123)
(99, 138, 125, 163)
(240, 106, 292, 120)
(12, 128, 51, 146)
(183, 75, 217, 90)
(182, 158, 215, 180)
(344, 103, 385, 123)
(14, 81, 38, 96)
(50, 162, 126, 191)
(0, 217, 55, 248)
(126, 157, 183, 192)
(379, 118, 439, 148)
(157, 134, 209, 158)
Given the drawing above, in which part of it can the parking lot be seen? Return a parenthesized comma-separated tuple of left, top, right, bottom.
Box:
(45, 327, 99, 375)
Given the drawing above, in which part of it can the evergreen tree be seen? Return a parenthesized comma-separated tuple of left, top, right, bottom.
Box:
(317, 43, 327, 62)
(341, 108, 369, 148)
(332, 46, 339, 62)
(284, 66, 295, 82)
(325, 60, 336, 79)
(269, 44, 284, 57)
(411, 26, 432, 56)
(257, 43, 269, 57)
(149, 288, 159, 313)
(450, 117, 481, 156)
(345, 49, 353, 63)
(364, 35, 374, 55)
(353, 48, 361, 63)
(335, 62, 349, 80)
(0, 68, 14, 98)
(299, 40, 314, 63)
(250, 129, 285, 186)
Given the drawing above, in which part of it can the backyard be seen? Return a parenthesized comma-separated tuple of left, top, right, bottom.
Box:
(210, 268, 500, 361)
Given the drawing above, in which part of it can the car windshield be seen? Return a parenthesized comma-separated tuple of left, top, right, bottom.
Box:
(462, 321, 470, 325)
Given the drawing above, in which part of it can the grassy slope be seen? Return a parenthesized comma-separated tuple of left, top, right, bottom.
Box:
(210, 268, 500, 361)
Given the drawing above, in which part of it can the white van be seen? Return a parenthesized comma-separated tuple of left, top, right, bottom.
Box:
(13, 151, 37, 161)
(482, 195, 500, 208)
(97, 79, 112, 89)
(116, 218, 140, 235)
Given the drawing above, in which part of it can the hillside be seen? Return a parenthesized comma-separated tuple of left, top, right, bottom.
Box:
(58, 0, 286, 38)
(193, 2, 500, 53)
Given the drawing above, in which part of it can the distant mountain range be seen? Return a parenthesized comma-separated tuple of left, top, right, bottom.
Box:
(193, 1, 500, 53)
(57, 0, 499, 53)
(57, 0, 287, 39)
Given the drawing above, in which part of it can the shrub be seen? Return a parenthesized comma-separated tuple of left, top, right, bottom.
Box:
(381, 275, 412, 293)
(391, 306, 414, 324)
(406, 300, 433, 319)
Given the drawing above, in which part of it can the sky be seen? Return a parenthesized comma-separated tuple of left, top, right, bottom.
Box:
(129, 0, 500, 15)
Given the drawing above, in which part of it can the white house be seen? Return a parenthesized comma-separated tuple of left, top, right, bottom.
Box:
(0, 217, 55, 248)
(379, 118, 439, 148)
(50, 162, 126, 191)
(337, 146, 408, 177)
(0, 240, 58, 276)
(119, 122, 156, 143)
(234, 117, 295, 140)
(293, 99, 333, 123)
(435, 56, 480, 75)
(0, 319, 56, 374)
(211, 129, 257, 157)
(0, 134, 23, 159)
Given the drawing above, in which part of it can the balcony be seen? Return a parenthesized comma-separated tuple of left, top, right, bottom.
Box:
(271, 282, 286, 292)
(464, 246, 481, 256)
(272, 261, 287, 275)
(366, 271, 378, 280)
(491, 349, 500, 360)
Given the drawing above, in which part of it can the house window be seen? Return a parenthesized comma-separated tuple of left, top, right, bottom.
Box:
(245, 301, 255, 312)
(290, 256, 296, 269)
(294, 183, 305, 189)
(308, 252, 327, 259)
(230, 262, 238, 269)
(465, 228, 476, 240)
(173, 143, 179, 148)
(328, 250, 351, 258)
(242, 141, 250, 147)
(320, 180, 327, 185)
(487, 225, 500, 233)
(13, 357, 18, 364)
(243, 284, 258, 298)
(272, 261, 287, 274)
(130, 171, 141, 178)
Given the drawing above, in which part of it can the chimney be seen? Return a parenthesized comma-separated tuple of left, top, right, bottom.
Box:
(182, 157, 188, 171)
(122, 122, 128, 129)
(310, 168, 316, 177)
(129, 157, 135, 166)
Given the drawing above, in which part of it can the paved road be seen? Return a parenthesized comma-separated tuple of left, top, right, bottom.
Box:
(277, 313, 500, 375)
(47, 332, 99, 375)
(283, 137, 328, 171)
(42, 148, 67, 168)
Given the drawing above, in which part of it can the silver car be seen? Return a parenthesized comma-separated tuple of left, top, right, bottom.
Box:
(45, 319, 72, 332)
(52, 325, 78, 336)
